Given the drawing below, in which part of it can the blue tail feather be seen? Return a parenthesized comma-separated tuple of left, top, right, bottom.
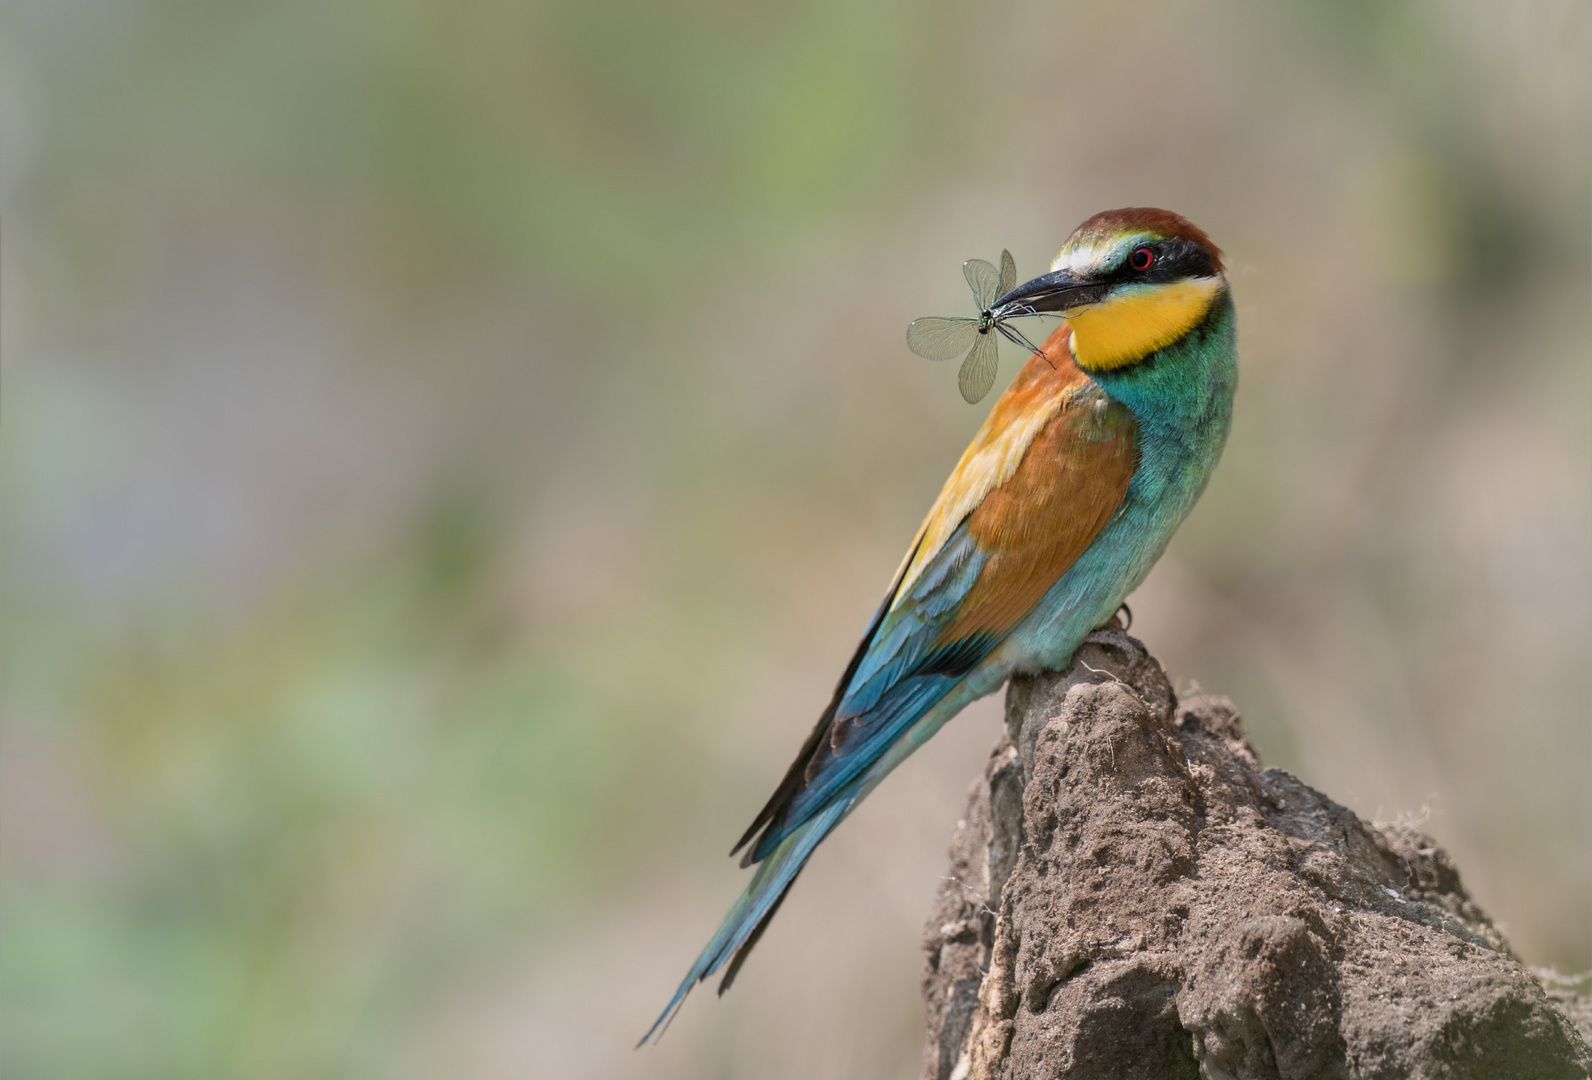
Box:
(638, 795, 851, 1046)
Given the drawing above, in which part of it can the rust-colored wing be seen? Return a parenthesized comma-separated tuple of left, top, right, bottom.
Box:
(737, 326, 1139, 864)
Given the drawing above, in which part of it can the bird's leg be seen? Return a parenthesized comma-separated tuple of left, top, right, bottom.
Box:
(1081, 604, 1143, 669)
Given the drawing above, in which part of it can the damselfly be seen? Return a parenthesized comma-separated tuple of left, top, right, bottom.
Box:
(905, 250, 1050, 404)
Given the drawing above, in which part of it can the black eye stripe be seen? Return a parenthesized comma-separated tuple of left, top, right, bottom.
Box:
(1100, 237, 1219, 284)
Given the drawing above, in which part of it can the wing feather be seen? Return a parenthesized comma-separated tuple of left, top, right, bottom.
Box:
(738, 328, 1138, 864)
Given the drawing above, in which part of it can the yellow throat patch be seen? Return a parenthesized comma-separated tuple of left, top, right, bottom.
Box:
(1065, 277, 1222, 372)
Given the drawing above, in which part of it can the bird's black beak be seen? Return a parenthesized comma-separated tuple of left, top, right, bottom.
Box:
(993, 270, 1110, 316)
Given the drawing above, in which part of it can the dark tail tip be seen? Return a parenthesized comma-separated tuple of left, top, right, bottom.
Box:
(636, 981, 693, 1049)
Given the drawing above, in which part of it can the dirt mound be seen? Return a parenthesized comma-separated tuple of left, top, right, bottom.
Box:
(921, 632, 1590, 1080)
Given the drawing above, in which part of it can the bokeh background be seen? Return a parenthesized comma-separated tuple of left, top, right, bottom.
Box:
(3, 1, 1589, 1077)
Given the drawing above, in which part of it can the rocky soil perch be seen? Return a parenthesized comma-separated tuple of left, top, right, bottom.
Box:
(922, 631, 1591, 1080)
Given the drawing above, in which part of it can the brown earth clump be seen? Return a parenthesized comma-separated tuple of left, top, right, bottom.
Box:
(922, 632, 1591, 1080)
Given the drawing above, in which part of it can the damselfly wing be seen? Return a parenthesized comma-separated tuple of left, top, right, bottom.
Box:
(906, 250, 1048, 404)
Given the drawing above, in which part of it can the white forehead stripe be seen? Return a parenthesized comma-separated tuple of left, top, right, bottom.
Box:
(1052, 240, 1116, 276)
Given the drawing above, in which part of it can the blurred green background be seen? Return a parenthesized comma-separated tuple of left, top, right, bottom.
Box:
(2, 1, 1588, 1076)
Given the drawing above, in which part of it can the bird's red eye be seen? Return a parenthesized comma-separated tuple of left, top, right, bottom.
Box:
(1130, 247, 1155, 271)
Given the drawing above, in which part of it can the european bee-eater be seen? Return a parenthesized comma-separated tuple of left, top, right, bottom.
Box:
(644, 207, 1236, 1041)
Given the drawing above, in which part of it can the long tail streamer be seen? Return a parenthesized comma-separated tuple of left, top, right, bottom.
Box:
(638, 794, 852, 1045)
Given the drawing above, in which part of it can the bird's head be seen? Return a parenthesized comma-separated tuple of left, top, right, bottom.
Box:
(994, 208, 1227, 374)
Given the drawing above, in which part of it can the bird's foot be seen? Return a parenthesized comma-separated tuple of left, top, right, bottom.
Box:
(1091, 601, 1132, 634)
